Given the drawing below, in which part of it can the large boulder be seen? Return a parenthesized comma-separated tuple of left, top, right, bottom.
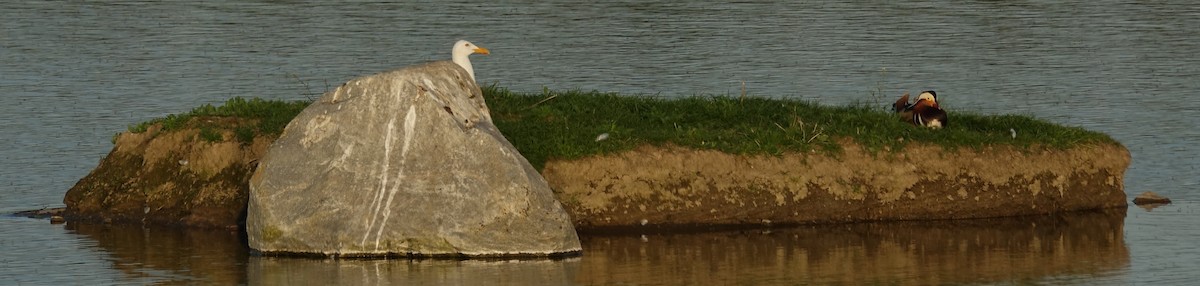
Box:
(247, 61, 581, 257)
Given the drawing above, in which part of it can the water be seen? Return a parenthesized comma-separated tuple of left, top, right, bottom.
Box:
(0, 208, 1144, 285)
(1, 0, 1197, 284)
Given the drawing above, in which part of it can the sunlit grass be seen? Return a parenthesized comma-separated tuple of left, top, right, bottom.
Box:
(125, 97, 310, 144)
(121, 86, 1118, 169)
(484, 85, 1119, 170)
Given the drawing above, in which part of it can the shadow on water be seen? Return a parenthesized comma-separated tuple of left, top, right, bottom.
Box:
(66, 208, 1128, 285)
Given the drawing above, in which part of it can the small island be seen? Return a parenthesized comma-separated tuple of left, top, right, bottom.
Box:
(61, 85, 1129, 231)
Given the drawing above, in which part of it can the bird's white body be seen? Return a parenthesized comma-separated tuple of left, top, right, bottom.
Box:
(451, 40, 490, 82)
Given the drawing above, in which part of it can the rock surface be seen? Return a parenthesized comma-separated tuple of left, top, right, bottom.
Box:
(545, 142, 1131, 230)
(1132, 191, 1171, 205)
(247, 61, 581, 257)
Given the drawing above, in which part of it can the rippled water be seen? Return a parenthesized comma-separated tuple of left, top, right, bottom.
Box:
(2, 0, 1198, 284)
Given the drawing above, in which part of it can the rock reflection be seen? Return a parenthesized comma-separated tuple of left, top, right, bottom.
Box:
(67, 208, 1127, 285)
(66, 222, 249, 285)
(577, 208, 1129, 285)
(248, 257, 581, 285)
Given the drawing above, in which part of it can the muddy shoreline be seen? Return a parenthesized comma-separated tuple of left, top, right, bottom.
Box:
(51, 122, 1129, 232)
(546, 143, 1130, 229)
(15, 206, 1131, 235)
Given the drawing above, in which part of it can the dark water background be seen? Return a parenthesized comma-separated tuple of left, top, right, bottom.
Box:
(2, 1, 1197, 284)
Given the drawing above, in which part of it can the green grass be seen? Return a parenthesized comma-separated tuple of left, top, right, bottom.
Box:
(483, 85, 1119, 170)
(198, 126, 223, 143)
(126, 97, 310, 143)
(122, 86, 1118, 170)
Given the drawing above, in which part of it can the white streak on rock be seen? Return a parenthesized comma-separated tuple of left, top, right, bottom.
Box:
(422, 79, 438, 95)
(325, 144, 355, 173)
(361, 117, 396, 246)
(374, 105, 418, 249)
(401, 105, 417, 156)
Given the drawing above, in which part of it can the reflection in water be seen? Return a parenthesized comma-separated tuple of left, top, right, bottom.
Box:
(248, 257, 581, 285)
(66, 222, 249, 285)
(68, 208, 1128, 285)
(577, 208, 1129, 285)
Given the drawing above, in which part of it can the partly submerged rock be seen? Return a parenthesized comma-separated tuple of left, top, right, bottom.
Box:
(13, 207, 64, 219)
(1132, 191, 1171, 205)
(247, 61, 581, 258)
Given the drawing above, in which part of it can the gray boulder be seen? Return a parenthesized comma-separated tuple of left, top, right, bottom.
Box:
(247, 61, 581, 257)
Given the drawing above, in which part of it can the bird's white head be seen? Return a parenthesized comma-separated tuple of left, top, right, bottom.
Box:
(917, 90, 938, 105)
(451, 40, 490, 82)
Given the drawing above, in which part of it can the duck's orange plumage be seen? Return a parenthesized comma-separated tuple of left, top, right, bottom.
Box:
(893, 90, 947, 129)
(892, 93, 911, 113)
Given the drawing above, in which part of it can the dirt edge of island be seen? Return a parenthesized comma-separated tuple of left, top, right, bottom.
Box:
(55, 121, 1130, 232)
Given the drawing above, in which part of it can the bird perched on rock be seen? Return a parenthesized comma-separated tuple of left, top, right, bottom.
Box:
(451, 40, 490, 82)
(893, 90, 948, 129)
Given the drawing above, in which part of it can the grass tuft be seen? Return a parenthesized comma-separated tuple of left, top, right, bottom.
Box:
(234, 126, 257, 144)
(198, 126, 223, 143)
(128, 97, 311, 138)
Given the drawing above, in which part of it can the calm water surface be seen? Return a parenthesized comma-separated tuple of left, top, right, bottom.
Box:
(2, 0, 1198, 284)
(1, 208, 1159, 285)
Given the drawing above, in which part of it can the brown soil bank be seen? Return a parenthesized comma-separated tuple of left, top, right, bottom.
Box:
(544, 142, 1129, 230)
(64, 117, 1130, 230)
(64, 118, 273, 228)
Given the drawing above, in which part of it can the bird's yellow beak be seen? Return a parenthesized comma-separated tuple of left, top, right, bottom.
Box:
(474, 47, 490, 55)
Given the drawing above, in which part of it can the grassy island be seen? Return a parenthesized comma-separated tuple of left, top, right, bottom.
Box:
(72, 85, 1128, 229)
(125, 85, 1117, 171)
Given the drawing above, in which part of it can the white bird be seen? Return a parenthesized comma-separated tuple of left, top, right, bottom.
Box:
(451, 40, 490, 82)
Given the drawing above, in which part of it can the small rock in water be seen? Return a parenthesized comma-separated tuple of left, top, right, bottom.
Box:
(49, 216, 65, 224)
(1132, 191, 1171, 205)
